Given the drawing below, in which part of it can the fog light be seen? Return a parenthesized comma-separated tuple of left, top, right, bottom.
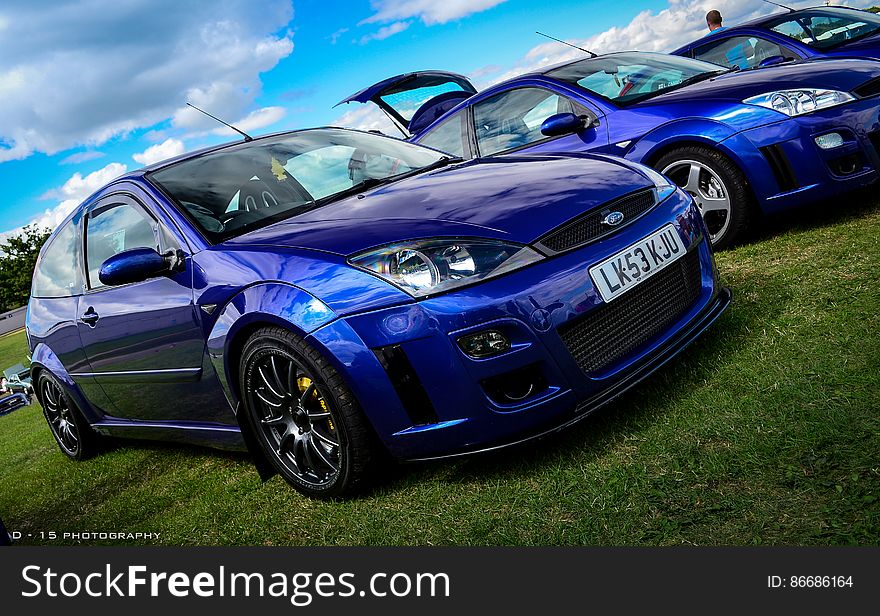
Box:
(457, 330, 510, 358)
(815, 132, 845, 150)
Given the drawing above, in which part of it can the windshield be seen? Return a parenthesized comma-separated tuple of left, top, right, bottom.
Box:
(767, 8, 880, 50)
(148, 129, 447, 242)
(545, 52, 727, 105)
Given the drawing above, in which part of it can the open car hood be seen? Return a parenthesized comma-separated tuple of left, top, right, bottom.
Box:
(336, 71, 476, 135)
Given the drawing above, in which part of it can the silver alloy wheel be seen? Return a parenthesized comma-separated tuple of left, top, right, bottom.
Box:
(661, 159, 732, 244)
(246, 352, 341, 488)
(42, 378, 79, 456)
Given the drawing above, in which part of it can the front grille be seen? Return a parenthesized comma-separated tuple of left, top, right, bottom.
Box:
(760, 144, 799, 192)
(537, 189, 656, 254)
(854, 76, 880, 99)
(558, 247, 703, 374)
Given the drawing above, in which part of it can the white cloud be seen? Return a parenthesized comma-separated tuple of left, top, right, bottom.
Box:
(210, 106, 287, 137)
(0, 1, 295, 162)
(60, 151, 106, 165)
(132, 138, 186, 166)
(360, 21, 411, 44)
(332, 104, 402, 136)
(363, 0, 508, 25)
(329, 27, 349, 44)
(15, 162, 128, 236)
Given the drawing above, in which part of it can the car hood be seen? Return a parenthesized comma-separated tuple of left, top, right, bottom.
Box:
(643, 58, 880, 104)
(226, 155, 654, 256)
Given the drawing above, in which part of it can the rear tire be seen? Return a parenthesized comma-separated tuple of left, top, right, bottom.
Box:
(239, 326, 380, 498)
(656, 145, 754, 249)
(37, 371, 99, 460)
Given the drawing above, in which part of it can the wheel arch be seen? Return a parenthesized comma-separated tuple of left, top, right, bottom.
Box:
(206, 282, 337, 409)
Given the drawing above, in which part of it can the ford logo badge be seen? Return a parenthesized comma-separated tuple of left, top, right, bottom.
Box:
(602, 211, 625, 226)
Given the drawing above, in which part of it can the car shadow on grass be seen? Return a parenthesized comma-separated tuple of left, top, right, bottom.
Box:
(754, 187, 879, 245)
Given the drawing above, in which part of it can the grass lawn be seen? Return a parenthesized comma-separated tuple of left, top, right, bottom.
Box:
(0, 195, 878, 546)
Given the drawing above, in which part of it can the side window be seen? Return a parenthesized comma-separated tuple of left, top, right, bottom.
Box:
(86, 202, 159, 289)
(473, 88, 574, 157)
(32, 220, 82, 298)
(693, 36, 793, 70)
(416, 111, 466, 157)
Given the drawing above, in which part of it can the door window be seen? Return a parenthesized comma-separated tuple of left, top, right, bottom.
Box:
(85, 202, 159, 289)
(693, 36, 795, 70)
(473, 88, 575, 156)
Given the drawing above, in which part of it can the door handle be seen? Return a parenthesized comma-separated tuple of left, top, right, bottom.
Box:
(81, 307, 100, 327)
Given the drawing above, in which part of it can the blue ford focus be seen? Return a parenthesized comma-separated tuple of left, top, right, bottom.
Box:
(673, 6, 880, 69)
(340, 52, 880, 248)
(26, 128, 729, 497)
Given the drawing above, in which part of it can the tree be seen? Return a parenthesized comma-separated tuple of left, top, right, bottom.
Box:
(869, 7, 880, 14)
(0, 225, 51, 313)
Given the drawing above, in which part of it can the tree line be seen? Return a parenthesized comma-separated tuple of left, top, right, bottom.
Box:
(0, 226, 51, 314)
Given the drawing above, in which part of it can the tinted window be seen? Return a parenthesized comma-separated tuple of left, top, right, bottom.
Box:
(473, 88, 574, 156)
(768, 9, 880, 50)
(32, 220, 81, 298)
(149, 129, 446, 242)
(86, 202, 159, 288)
(693, 36, 794, 69)
(417, 112, 466, 157)
(546, 53, 727, 105)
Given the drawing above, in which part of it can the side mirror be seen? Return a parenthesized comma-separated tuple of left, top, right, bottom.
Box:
(540, 113, 587, 137)
(757, 55, 786, 68)
(99, 247, 183, 287)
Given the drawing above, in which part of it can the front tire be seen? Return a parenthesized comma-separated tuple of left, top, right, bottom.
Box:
(656, 145, 754, 249)
(239, 327, 379, 498)
(37, 371, 99, 460)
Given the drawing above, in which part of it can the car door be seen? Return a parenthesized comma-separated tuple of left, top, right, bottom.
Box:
(466, 86, 608, 159)
(75, 193, 215, 422)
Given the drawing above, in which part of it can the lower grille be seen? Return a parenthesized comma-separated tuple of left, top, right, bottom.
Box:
(558, 247, 703, 374)
(537, 189, 657, 254)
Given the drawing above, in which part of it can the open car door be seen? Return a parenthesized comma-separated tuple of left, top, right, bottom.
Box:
(336, 71, 477, 137)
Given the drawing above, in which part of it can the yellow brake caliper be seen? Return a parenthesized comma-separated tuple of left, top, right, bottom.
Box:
(297, 376, 335, 432)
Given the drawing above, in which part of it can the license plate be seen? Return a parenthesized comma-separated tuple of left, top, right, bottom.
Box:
(589, 224, 687, 303)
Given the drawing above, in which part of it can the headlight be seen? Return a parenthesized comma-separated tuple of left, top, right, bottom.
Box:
(349, 239, 544, 297)
(637, 165, 677, 203)
(743, 89, 855, 117)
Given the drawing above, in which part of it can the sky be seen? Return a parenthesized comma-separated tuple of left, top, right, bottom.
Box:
(0, 0, 874, 238)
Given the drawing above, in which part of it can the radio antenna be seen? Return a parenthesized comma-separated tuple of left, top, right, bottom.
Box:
(535, 31, 598, 58)
(761, 0, 796, 12)
(185, 102, 253, 142)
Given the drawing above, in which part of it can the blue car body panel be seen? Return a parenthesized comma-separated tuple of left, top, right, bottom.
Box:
(26, 129, 729, 464)
(342, 56, 880, 218)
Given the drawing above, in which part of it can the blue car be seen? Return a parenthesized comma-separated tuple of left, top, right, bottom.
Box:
(0, 391, 29, 416)
(26, 128, 729, 498)
(673, 6, 880, 70)
(340, 52, 880, 248)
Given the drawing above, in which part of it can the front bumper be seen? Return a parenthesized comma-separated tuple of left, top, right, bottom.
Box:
(728, 95, 880, 214)
(308, 191, 730, 461)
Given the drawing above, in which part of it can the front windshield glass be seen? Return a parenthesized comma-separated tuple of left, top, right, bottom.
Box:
(768, 9, 880, 50)
(545, 53, 727, 105)
(148, 129, 446, 242)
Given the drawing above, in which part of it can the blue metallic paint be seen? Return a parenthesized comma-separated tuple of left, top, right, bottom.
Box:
(27, 130, 729, 468)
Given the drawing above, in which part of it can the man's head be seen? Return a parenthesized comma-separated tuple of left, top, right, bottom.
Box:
(707, 10, 723, 31)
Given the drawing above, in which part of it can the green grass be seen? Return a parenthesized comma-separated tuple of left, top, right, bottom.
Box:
(1, 197, 878, 546)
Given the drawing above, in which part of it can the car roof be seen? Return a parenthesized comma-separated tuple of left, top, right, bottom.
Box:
(730, 5, 867, 29)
